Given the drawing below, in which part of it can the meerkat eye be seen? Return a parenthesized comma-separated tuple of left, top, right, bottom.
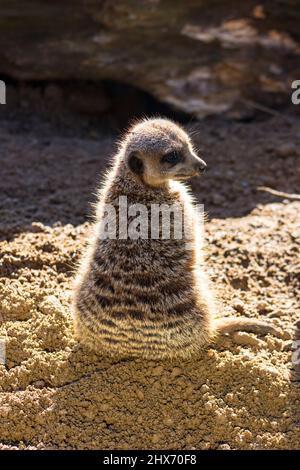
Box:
(161, 151, 182, 165)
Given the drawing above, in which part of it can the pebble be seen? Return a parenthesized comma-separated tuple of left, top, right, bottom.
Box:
(151, 434, 162, 444)
(233, 300, 245, 314)
(0, 407, 10, 418)
(136, 390, 144, 400)
(257, 301, 269, 312)
(219, 443, 231, 450)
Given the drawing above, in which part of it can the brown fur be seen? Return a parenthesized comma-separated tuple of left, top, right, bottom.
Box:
(72, 118, 282, 359)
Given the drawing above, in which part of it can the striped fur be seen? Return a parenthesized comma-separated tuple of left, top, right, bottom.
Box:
(72, 118, 214, 358)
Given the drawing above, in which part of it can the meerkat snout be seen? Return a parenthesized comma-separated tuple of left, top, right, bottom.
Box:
(193, 158, 207, 175)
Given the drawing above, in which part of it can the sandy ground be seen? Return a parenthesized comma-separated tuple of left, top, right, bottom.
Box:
(0, 108, 299, 449)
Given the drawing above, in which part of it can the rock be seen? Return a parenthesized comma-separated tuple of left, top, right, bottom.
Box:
(266, 337, 283, 351)
(39, 295, 65, 317)
(257, 301, 270, 313)
(282, 330, 292, 340)
(219, 443, 231, 450)
(0, 406, 10, 418)
(233, 300, 245, 314)
(136, 389, 144, 400)
(151, 434, 162, 444)
(0, 1, 299, 118)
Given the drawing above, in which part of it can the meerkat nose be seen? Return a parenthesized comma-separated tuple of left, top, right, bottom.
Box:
(195, 160, 207, 174)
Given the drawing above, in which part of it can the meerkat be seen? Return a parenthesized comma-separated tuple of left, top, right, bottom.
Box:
(72, 117, 281, 359)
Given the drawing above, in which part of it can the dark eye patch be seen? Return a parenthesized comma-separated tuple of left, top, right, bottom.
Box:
(128, 153, 144, 175)
(161, 150, 182, 165)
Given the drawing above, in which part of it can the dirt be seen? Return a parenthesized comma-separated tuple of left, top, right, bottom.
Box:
(0, 105, 299, 449)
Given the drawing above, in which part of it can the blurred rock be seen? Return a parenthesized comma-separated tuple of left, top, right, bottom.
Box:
(0, 1, 299, 118)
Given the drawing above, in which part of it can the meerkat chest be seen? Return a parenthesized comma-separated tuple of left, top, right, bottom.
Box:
(93, 180, 199, 291)
(99, 182, 197, 246)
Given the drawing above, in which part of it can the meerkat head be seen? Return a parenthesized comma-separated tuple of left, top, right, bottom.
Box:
(121, 118, 207, 187)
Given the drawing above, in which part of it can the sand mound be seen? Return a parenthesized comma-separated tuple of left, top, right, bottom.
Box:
(0, 202, 299, 449)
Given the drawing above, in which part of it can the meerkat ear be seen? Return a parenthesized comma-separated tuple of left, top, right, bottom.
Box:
(128, 153, 144, 175)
